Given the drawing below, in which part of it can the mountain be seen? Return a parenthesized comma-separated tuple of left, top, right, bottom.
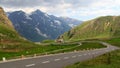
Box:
(59, 17, 82, 28)
(0, 7, 20, 42)
(8, 10, 82, 42)
(0, 7, 24, 47)
(0, 7, 14, 29)
(0, 7, 40, 52)
(60, 16, 120, 41)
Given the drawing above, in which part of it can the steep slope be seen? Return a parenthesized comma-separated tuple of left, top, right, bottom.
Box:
(0, 7, 36, 52)
(0, 7, 14, 29)
(8, 10, 82, 42)
(0, 7, 21, 42)
(61, 16, 120, 41)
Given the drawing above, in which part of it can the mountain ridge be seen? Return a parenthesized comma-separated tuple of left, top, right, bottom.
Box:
(60, 16, 120, 41)
(8, 9, 82, 42)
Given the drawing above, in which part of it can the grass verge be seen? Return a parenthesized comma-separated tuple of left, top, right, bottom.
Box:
(65, 38, 120, 68)
(65, 49, 120, 68)
(0, 42, 106, 61)
(105, 37, 120, 47)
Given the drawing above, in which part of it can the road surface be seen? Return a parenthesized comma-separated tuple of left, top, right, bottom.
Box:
(0, 42, 119, 68)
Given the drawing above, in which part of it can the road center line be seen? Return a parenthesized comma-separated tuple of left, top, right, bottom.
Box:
(106, 50, 109, 52)
(42, 61, 50, 64)
(88, 53, 91, 55)
(78, 55, 82, 56)
(72, 56, 76, 58)
(26, 64, 35, 67)
(95, 52, 98, 54)
(54, 59, 60, 61)
(64, 57, 69, 59)
(84, 54, 87, 56)
(92, 53, 95, 54)
(112, 49, 115, 50)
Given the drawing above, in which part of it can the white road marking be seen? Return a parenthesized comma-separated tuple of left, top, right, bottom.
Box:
(78, 55, 82, 56)
(26, 64, 35, 67)
(72, 56, 76, 58)
(88, 53, 91, 55)
(106, 50, 109, 52)
(92, 53, 95, 54)
(112, 49, 115, 50)
(54, 59, 60, 61)
(84, 54, 87, 56)
(64, 57, 69, 59)
(42, 61, 50, 64)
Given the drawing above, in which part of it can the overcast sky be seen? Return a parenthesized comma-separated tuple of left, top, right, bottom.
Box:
(0, 0, 120, 21)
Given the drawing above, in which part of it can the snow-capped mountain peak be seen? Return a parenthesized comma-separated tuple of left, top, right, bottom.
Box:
(8, 10, 82, 42)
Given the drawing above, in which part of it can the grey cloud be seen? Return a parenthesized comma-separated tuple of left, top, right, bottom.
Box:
(0, 0, 118, 21)
(0, 0, 97, 8)
(64, 0, 99, 8)
(0, 0, 66, 8)
(0, 0, 46, 8)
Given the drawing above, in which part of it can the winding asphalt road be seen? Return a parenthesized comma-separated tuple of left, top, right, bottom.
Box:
(0, 42, 119, 68)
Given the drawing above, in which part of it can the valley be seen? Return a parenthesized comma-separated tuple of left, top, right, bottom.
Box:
(0, 2, 120, 68)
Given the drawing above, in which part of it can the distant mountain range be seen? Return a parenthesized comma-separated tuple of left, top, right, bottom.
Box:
(8, 10, 82, 42)
(58, 17, 82, 28)
(60, 16, 120, 41)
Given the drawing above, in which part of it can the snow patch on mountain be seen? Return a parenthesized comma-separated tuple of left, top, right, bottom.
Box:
(23, 21, 27, 24)
(35, 27, 48, 38)
(25, 14, 32, 20)
(54, 20, 61, 25)
(68, 24, 76, 28)
(50, 24, 56, 28)
(8, 9, 82, 42)
(35, 22, 40, 27)
(44, 13, 50, 18)
(17, 11, 23, 15)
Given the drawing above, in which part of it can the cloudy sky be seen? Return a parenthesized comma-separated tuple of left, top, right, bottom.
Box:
(0, 0, 120, 21)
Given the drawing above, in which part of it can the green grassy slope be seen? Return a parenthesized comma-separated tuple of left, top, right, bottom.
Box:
(65, 50, 120, 68)
(61, 16, 120, 41)
(0, 7, 106, 60)
(105, 38, 120, 47)
(0, 7, 37, 52)
(65, 38, 120, 68)
(0, 7, 20, 41)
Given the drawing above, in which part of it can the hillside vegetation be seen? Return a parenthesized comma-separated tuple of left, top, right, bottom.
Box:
(0, 7, 39, 52)
(0, 7, 106, 60)
(65, 50, 120, 68)
(65, 38, 120, 68)
(61, 16, 120, 41)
